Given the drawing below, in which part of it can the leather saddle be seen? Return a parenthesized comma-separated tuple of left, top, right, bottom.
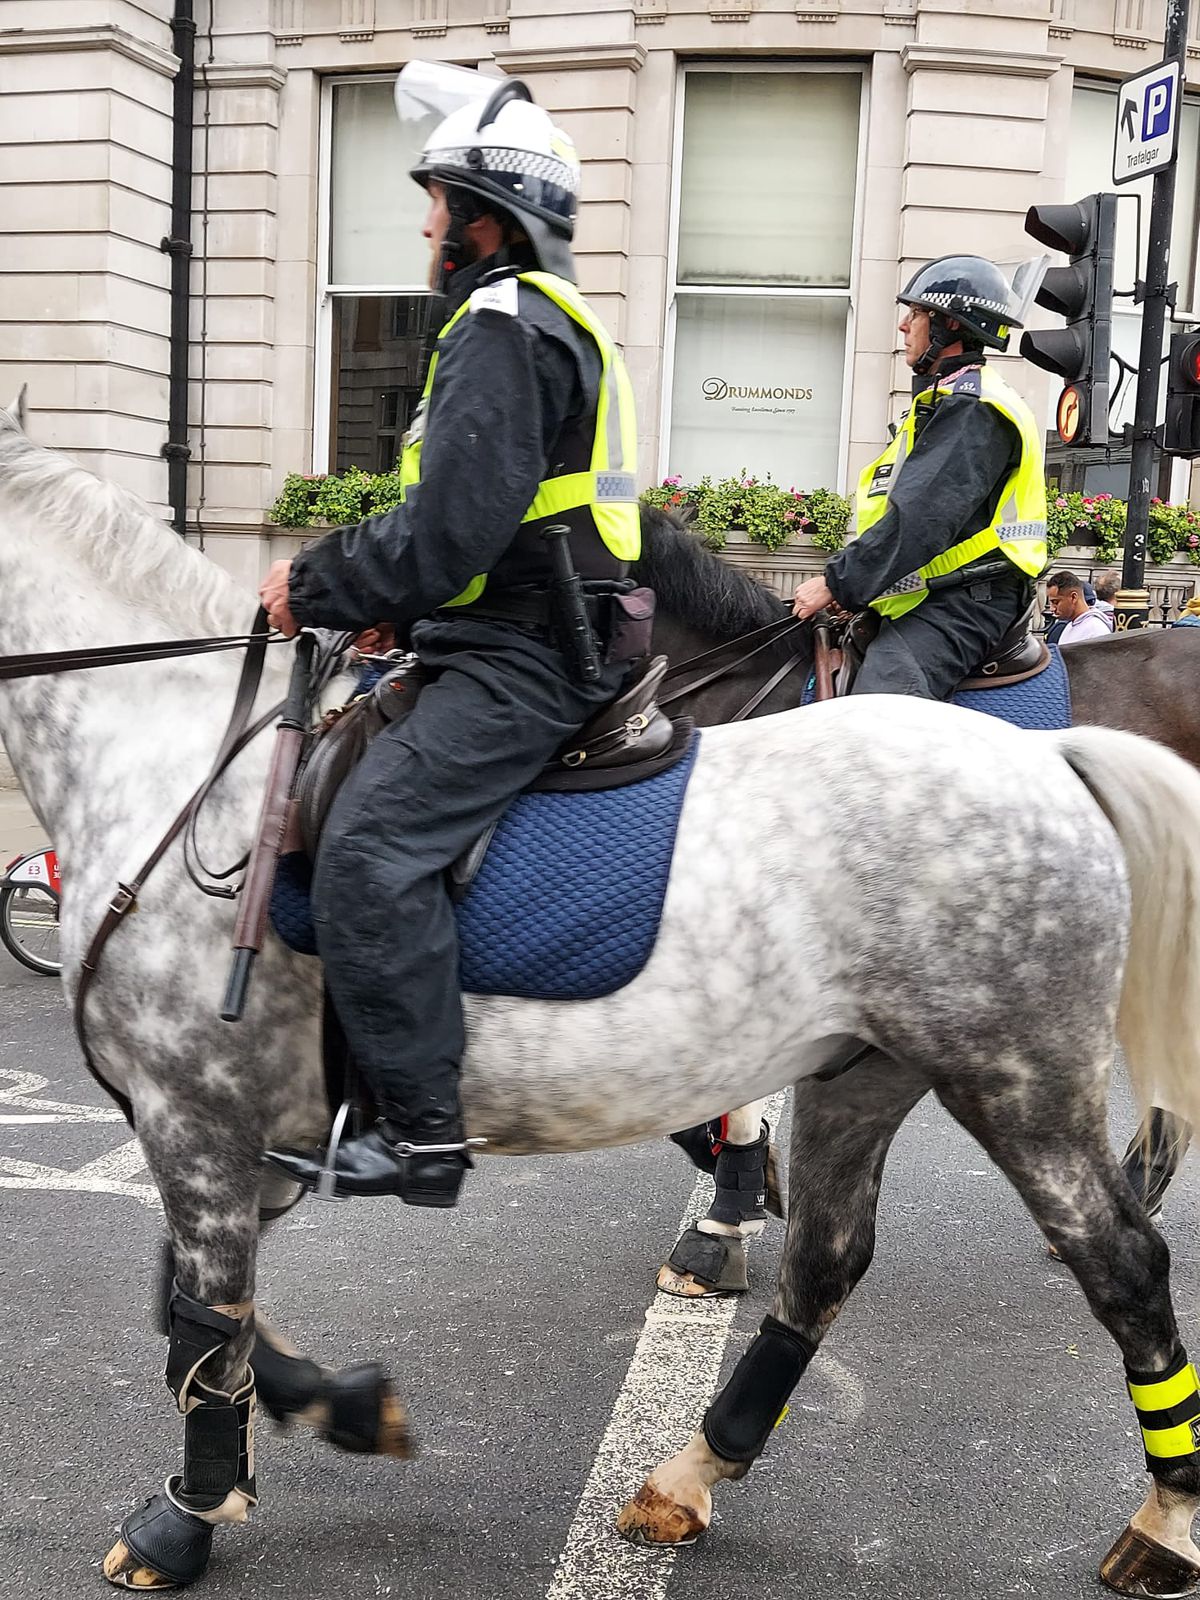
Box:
(837, 601, 1050, 697)
(292, 652, 687, 870)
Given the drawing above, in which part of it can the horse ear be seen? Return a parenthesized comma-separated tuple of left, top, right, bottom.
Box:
(3, 386, 27, 431)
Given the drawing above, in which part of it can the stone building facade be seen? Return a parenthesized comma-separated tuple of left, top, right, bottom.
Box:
(1, 0, 1199, 587)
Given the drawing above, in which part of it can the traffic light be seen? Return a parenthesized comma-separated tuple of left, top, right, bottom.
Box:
(1164, 330, 1200, 456)
(1020, 193, 1117, 446)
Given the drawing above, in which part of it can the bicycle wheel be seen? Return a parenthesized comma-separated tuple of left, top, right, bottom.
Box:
(0, 882, 62, 975)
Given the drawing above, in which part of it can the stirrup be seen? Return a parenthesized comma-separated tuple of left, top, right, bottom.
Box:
(314, 1100, 354, 1203)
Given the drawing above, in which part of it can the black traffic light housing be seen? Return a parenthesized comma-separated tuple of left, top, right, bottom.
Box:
(1164, 330, 1200, 457)
(1020, 193, 1117, 446)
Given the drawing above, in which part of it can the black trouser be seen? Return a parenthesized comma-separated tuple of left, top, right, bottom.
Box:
(311, 616, 626, 1126)
(852, 571, 1031, 701)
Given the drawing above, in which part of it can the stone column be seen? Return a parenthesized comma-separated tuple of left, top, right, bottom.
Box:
(0, 9, 177, 515)
(187, 60, 287, 585)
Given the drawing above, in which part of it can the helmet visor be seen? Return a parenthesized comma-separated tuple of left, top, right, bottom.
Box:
(1000, 254, 1051, 328)
(394, 61, 495, 137)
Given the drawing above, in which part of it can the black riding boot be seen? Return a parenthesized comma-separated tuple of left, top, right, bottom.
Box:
(264, 1109, 472, 1206)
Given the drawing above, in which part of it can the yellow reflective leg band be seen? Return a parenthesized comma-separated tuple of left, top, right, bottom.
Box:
(1127, 1352, 1200, 1465)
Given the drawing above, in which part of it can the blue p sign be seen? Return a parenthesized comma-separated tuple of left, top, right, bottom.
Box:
(1143, 74, 1174, 140)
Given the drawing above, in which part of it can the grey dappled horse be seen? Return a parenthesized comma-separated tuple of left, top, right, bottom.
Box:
(3, 397, 1200, 1595)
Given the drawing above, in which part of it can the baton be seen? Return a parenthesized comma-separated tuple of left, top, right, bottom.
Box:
(220, 631, 316, 1022)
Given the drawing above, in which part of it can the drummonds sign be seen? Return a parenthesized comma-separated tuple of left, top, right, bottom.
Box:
(703, 378, 815, 404)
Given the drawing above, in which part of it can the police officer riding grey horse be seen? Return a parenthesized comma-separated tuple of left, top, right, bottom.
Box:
(260, 64, 641, 1208)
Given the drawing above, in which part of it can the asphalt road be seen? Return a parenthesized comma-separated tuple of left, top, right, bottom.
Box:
(2, 936, 1198, 1600)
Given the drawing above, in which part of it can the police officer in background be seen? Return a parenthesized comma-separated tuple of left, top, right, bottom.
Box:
(260, 64, 640, 1207)
(792, 257, 1049, 699)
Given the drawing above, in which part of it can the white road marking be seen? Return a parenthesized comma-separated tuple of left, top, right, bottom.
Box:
(0, 1067, 124, 1123)
(0, 1139, 160, 1209)
(545, 1092, 786, 1600)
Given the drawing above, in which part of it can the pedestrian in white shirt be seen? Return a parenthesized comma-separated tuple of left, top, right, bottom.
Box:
(1046, 570, 1113, 645)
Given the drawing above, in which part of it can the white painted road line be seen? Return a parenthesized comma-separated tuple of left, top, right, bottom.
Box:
(545, 1091, 787, 1600)
(0, 1066, 125, 1123)
(0, 1139, 160, 1209)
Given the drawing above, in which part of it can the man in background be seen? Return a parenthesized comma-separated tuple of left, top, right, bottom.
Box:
(1045, 571, 1111, 646)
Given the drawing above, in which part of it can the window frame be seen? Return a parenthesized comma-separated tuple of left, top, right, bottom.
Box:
(314, 71, 433, 475)
(658, 59, 870, 489)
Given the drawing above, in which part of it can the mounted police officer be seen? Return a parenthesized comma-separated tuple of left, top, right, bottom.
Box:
(260, 64, 639, 1206)
(792, 256, 1049, 699)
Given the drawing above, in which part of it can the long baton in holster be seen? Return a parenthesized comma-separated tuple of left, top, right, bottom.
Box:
(221, 630, 316, 1022)
(544, 523, 603, 684)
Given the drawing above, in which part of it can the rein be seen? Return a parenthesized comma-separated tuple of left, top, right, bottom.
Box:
(0, 630, 276, 680)
(0, 610, 282, 1124)
(659, 613, 809, 721)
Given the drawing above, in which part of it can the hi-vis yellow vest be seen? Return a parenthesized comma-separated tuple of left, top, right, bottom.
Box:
(398, 270, 640, 609)
(858, 365, 1048, 621)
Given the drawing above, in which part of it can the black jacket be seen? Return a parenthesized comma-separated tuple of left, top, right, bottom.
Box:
(288, 254, 601, 632)
(824, 369, 1022, 615)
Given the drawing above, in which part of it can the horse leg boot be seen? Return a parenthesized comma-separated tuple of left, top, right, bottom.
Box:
(933, 1068, 1200, 1596)
(153, 1239, 413, 1460)
(104, 1286, 257, 1589)
(621, 1055, 929, 1543)
(659, 1099, 785, 1298)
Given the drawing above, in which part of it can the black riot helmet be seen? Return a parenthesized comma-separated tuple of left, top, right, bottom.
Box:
(897, 255, 1046, 377)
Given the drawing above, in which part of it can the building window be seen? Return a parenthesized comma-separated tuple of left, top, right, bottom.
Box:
(665, 67, 862, 489)
(1053, 83, 1200, 497)
(319, 76, 441, 474)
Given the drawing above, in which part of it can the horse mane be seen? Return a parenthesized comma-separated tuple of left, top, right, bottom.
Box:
(635, 505, 788, 640)
(0, 409, 252, 636)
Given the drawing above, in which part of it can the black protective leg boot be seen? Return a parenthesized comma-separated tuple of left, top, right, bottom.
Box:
(264, 1114, 472, 1205)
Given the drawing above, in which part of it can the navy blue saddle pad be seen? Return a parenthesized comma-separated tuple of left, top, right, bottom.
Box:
(951, 645, 1070, 730)
(801, 643, 1071, 731)
(271, 733, 701, 1002)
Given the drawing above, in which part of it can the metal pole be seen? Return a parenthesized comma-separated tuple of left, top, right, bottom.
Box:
(161, 0, 196, 538)
(1118, 0, 1191, 630)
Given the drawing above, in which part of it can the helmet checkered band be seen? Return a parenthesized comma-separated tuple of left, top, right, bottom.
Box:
(425, 144, 578, 195)
(916, 291, 1008, 314)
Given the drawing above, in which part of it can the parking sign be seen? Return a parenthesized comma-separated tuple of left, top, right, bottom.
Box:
(1113, 59, 1181, 184)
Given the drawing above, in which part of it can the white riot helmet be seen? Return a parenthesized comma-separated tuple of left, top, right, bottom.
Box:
(396, 61, 581, 283)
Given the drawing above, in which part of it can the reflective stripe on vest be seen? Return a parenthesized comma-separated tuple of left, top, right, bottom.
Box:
(398, 270, 640, 610)
(857, 365, 1048, 622)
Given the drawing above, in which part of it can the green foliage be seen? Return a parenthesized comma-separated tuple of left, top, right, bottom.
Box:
(1048, 491, 1200, 566)
(270, 473, 321, 528)
(640, 471, 851, 554)
(313, 465, 372, 527)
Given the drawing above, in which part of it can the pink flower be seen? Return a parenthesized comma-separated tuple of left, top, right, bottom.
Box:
(1190, 534, 1200, 547)
(783, 509, 797, 523)
(1055, 496, 1068, 508)
(663, 474, 683, 488)
(742, 477, 756, 488)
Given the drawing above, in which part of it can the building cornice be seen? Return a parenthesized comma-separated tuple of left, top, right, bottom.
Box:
(198, 62, 288, 91)
(0, 24, 178, 77)
(901, 43, 1063, 78)
(491, 41, 647, 73)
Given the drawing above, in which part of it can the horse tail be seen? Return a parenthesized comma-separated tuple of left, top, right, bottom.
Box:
(1048, 725, 1200, 1130)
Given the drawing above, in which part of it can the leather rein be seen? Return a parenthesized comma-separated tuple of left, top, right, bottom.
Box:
(0, 611, 284, 1122)
(659, 611, 809, 721)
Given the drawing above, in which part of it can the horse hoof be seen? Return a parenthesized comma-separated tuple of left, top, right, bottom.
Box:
(322, 1362, 415, 1459)
(656, 1264, 728, 1299)
(103, 1541, 177, 1590)
(104, 1488, 214, 1590)
(658, 1226, 748, 1298)
(1101, 1524, 1200, 1596)
(616, 1479, 709, 1546)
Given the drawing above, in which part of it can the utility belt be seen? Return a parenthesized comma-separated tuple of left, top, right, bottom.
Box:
(435, 579, 655, 681)
(924, 557, 1033, 602)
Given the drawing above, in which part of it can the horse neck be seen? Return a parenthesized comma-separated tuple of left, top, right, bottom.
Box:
(0, 494, 284, 867)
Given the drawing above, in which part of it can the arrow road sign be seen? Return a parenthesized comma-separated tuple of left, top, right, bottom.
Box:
(1113, 58, 1181, 185)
